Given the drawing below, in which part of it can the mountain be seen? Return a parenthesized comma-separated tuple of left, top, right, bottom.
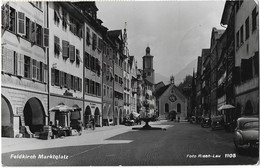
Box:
(155, 72, 169, 84)
(174, 59, 197, 85)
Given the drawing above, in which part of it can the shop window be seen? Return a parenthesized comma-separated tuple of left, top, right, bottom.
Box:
(25, 17, 30, 40)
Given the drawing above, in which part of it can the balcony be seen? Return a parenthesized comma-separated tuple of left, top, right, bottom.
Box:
(235, 76, 259, 95)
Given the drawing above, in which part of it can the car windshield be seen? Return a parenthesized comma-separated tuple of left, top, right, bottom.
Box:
(242, 121, 259, 130)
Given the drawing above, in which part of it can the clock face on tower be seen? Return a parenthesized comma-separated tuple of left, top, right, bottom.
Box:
(169, 95, 177, 102)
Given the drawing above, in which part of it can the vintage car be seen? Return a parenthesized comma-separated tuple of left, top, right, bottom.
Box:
(211, 115, 224, 130)
(233, 117, 259, 152)
(201, 117, 211, 128)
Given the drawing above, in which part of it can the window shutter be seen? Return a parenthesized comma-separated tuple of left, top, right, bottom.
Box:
(51, 68, 55, 85)
(2, 3, 10, 29)
(30, 21, 36, 43)
(37, 61, 40, 80)
(71, 75, 74, 90)
(44, 64, 47, 83)
(2, 47, 7, 73)
(17, 11, 25, 36)
(79, 78, 82, 92)
(67, 74, 71, 89)
(17, 53, 24, 77)
(75, 76, 78, 91)
(62, 40, 69, 58)
(69, 45, 75, 62)
(59, 71, 63, 87)
(43, 28, 49, 47)
(5, 49, 15, 74)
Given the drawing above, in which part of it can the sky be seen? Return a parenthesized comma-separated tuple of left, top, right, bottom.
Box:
(96, 0, 226, 79)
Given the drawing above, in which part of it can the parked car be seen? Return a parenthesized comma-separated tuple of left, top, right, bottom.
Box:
(201, 117, 211, 128)
(211, 115, 224, 130)
(233, 117, 259, 153)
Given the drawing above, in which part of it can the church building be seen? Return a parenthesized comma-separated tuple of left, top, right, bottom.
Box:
(155, 77, 187, 120)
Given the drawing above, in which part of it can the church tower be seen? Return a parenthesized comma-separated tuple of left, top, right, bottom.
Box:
(142, 46, 155, 84)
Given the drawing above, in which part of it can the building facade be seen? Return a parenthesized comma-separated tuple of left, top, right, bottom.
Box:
(2, 1, 48, 137)
(48, 2, 84, 127)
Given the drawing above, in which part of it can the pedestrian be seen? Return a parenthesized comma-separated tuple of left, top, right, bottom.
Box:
(91, 116, 95, 130)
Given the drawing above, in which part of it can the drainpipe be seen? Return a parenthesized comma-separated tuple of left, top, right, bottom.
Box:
(46, 2, 50, 125)
(82, 23, 85, 127)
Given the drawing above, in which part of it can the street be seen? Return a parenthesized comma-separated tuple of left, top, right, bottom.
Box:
(2, 120, 258, 166)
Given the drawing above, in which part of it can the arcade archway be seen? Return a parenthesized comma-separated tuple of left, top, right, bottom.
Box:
(23, 97, 45, 133)
(94, 107, 101, 126)
(84, 106, 91, 125)
(1, 95, 13, 137)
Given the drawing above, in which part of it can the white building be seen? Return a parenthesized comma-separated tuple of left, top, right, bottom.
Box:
(2, 1, 48, 137)
(48, 2, 84, 125)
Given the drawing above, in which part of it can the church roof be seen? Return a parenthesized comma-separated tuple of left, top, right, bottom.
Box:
(154, 84, 171, 98)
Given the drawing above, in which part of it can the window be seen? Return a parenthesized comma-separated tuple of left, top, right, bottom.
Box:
(51, 68, 55, 85)
(76, 49, 80, 65)
(54, 69, 59, 85)
(36, 61, 40, 81)
(115, 75, 118, 82)
(104, 84, 106, 96)
(240, 25, 244, 45)
(98, 38, 102, 51)
(54, 36, 60, 55)
(79, 78, 82, 91)
(25, 17, 30, 40)
(24, 56, 31, 78)
(86, 27, 90, 45)
(103, 63, 106, 74)
(236, 31, 239, 49)
(62, 40, 69, 58)
(85, 78, 89, 93)
(90, 80, 94, 94)
(54, 4, 61, 24)
(9, 7, 16, 33)
(43, 28, 49, 47)
(64, 72, 67, 87)
(2, 48, 15, 74)
(71, 75, 74, 90)
(69, 45, 75, 62)
(59, 71, 64, 87)
(62, 9, 68, 29)
(107, 86, 109, 97)
(67, 74, 71, 89)
(16, 53, 24, 77)
(1, 3, 10, 29)
(32, 59, 37, 80)
(17, 12, 25, 36)
(30, 21, 36, 43)
(85, 52, 90, 68)
(177, 103, 181, 113)
(252, 7, 258, 32)
(245, 17, 250, 40)
(36, 24, 42, 46)
(92, 33, 97, 50)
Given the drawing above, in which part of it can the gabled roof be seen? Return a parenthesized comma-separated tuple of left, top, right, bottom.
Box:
(107, 30, 122, 39)
(154, 84, 171, 98)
